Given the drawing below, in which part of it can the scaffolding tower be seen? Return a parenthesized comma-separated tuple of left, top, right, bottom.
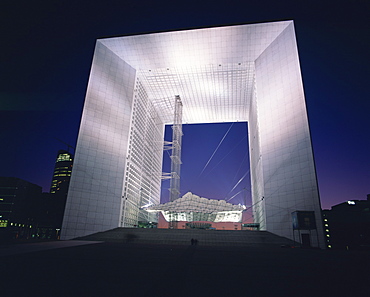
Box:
(169, 95, 183, 202)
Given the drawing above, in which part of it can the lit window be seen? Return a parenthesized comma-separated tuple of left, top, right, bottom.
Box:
(0, 220, 8, 227)
(56, 154, 72, 162)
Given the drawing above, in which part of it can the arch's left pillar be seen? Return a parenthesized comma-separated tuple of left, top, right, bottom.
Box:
(61, 41, 136, 239)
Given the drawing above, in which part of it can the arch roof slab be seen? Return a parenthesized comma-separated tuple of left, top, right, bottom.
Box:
(98, 21, 292, 124)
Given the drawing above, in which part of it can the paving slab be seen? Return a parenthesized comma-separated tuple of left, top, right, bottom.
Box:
(0, 240, 103, 256)
(1, 240, 369, 297)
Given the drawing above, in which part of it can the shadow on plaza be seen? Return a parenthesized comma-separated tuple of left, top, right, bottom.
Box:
(1, 228, 369, 297)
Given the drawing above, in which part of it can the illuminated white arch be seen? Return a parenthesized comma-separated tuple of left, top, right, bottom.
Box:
(62, 21, 325, 248)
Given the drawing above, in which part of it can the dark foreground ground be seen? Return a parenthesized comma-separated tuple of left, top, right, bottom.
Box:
(1, 230, 369, 297)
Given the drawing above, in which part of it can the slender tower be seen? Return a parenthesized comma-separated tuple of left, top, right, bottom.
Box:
(169, 95, 183, 202)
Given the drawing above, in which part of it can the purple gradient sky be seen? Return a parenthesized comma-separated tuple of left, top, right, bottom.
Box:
(1, 0, 369, 211)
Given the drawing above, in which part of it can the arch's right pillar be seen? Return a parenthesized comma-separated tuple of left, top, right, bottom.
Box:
(252, 23, 324, 248)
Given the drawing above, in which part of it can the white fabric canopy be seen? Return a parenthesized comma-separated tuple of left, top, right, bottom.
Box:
(143, 192, 245, 222)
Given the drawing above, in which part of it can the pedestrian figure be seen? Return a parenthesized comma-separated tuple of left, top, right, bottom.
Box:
(191, 238, 194, 245)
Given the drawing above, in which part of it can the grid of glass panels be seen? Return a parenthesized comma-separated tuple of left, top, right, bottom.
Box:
(138, 63, 254, 124)
(120, 78, 163, 227)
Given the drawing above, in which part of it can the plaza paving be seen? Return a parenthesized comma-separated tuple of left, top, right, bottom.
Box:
(1, 228, 369, 297)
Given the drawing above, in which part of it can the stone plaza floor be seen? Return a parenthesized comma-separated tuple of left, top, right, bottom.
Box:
(1, 231, 369, 297)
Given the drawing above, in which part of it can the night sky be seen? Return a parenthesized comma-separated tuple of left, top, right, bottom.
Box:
(1, 0, 369, 212)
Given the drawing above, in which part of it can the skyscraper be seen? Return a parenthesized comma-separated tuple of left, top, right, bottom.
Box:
(50, 150, 73, 231)
(62, 21, 325, 248)
(50, 150, 73, 194)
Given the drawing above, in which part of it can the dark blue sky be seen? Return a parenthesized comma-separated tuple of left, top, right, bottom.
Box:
(161, 122, 250, 206)
(1, 0, 369, 211)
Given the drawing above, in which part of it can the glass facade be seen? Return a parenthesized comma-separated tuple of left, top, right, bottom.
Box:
(120, 78, 163, 227)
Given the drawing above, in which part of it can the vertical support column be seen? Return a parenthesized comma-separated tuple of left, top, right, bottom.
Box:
(169, 95, 183, 202)
(254, 23, 324, 248)
(61, 42, 136, 240)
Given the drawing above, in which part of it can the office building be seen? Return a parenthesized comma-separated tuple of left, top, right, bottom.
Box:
(0, 177, 42, 239)
(323, 195, 370, 249)
(50, 150, 73, 195)
(62, 21, 324, 247)
(49, 150, 73, 234)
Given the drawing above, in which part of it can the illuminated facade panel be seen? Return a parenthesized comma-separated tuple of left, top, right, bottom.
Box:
(62, 21, 324, 248)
